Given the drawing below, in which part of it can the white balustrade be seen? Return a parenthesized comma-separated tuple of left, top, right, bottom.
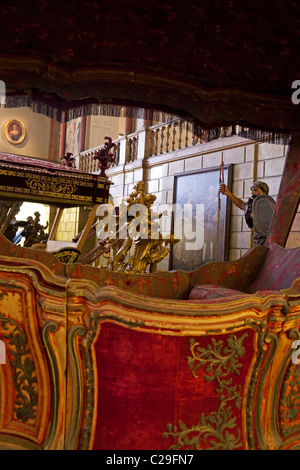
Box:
(74, 119, 197, 173)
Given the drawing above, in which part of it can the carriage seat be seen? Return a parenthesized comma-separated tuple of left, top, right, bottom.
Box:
(189, 242, 300, 301)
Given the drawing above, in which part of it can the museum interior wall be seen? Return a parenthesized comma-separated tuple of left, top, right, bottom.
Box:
(0, 106, 52, 159)
(0, 104, 299, 271)
(103, 133, 300, 269)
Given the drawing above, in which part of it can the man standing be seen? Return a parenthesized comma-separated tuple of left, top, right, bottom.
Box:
(219, 180, 270, 246)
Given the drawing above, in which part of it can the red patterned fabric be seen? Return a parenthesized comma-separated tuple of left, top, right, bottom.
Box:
(189, 243, 300, 299)
(92, 322, 255, 450)
(0, 152, 86, 173)
(245, 242, 300, 294)
(189, 284, 246, 300)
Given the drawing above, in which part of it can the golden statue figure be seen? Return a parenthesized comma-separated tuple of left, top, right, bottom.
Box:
(96, 181, 178, 273)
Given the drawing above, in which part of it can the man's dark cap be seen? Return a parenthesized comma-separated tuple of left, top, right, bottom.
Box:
(250, 181, 269, 194)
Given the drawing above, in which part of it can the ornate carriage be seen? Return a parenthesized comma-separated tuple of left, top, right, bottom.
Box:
(0, 0, 299, 451)
(0, 136, 299, 450)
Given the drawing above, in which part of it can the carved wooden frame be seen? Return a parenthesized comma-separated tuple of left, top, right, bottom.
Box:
(4, 119, 26, 145)
(66, 280, 300, 450)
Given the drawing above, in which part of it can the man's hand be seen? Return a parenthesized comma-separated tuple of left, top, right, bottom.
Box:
(219, 183, 228, 195)
(219, 183, 245, 211)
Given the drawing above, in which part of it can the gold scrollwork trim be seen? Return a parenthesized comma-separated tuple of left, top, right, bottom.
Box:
(254, 332, 281, 450)
(243, 320, 268, 449)
(65, 325, 86, 450)
(53, 249, 80, 264)
(0, 434, 41, 450)
(163, 332, 249, 450)
(26, 177, 77, 196)
(42, 322, 60, 450)
(0, 311, 38, 423)
(279, 329, 300, 442)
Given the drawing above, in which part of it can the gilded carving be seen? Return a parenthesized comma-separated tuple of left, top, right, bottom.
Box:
(0, 311, 37, 423)
(52, 248, 80, 264)
(243, 321, 269, 450)
(279, 329, 300, 441)
(4, 119, 26, 145)
(41, 322, 60, 450)
(285, 365, 300, 422)
(96, 181, 178, 273)
(26, 176, 77, 196)
(65, 325, 86, 450)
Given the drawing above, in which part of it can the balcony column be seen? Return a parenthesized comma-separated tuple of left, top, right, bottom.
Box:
(125, 117, 133, 135)
(48, 112, 58, 161)
(58, 111, 67, 158)
(143, 116, 152, 127)
(136, 128, 149, 160)
(118, 136, 128, 165)
(79, 109, 87, 152)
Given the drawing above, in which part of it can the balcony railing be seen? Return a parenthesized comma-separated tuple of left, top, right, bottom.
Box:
(73, 118, 200, 173)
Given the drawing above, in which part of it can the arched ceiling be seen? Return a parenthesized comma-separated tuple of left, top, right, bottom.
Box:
(0, 0, 299, 133)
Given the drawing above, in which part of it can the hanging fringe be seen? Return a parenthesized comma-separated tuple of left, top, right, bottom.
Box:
(5, 93, 290, 145)
(5, 93, 177, 123)
(192, 123, 290, 145)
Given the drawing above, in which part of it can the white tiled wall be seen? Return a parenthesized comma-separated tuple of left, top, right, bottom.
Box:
(106, 136, 299, 270)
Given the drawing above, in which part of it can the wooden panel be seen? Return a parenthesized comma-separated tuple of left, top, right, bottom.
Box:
(0, 236, 299, 450)
(0, 260, 68, 449)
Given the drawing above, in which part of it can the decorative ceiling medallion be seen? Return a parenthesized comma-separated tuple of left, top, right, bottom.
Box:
(5, 119, 26, 144)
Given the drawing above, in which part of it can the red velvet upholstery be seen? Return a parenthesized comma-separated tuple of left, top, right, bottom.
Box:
(92, 322, 256, 450)
(245, 242, 300, 294)
(189, 285, 246, 300)
(188, 243, 300, 300)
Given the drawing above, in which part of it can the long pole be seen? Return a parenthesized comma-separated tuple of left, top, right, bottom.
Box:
(216, 156, 224, 260)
